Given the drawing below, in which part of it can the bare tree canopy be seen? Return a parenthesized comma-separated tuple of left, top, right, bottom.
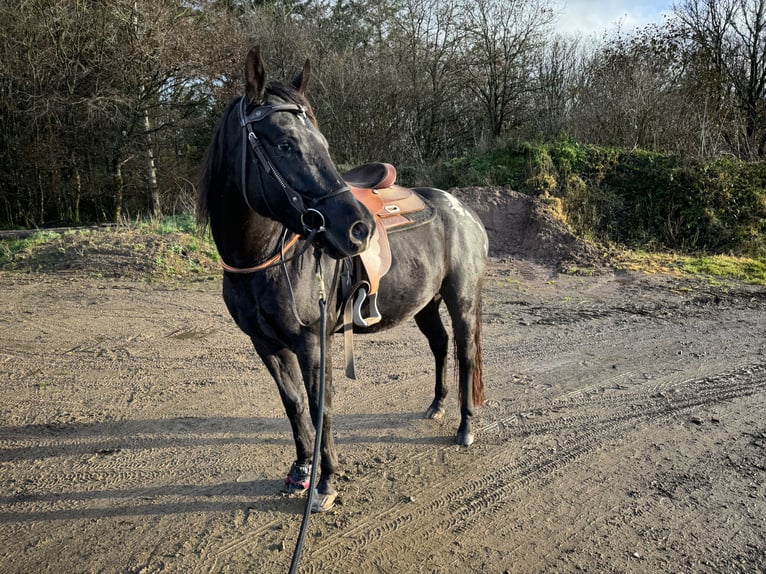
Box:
(1, 0, 766, 227)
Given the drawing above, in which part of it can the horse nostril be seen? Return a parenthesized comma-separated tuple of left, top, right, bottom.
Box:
(349, 221, 370, 246)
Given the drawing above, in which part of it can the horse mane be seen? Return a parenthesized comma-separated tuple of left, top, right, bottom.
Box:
(197, 98, 237, 229)
(196, 80, 317, 229)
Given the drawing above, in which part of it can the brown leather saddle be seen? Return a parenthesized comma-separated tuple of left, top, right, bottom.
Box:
(340, 163, 434, 377)
(345, 163, 429, 231)
(343, 163, 430, 324)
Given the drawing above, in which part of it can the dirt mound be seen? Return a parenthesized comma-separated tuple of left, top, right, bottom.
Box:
(0, 228, 219, 280)
(1, 187, 603, 278)
(451, 186, 604, 269)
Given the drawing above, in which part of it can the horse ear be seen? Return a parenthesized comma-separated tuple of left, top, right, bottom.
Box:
(245, 46, 266, 104)
(292, 59, 311, 95)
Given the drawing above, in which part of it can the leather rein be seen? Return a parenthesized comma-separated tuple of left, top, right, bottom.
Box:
(222, 96, 350, 274)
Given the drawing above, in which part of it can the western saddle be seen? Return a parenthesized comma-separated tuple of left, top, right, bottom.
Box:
(343, 162, 428, 327)
(340, 162, 433, 377)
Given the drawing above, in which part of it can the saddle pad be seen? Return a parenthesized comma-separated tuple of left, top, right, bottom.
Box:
(382, 188, 436, 232)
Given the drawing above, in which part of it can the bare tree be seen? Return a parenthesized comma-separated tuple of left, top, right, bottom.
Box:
(457, 0, 555, 145)
(676, 0, 766, 157)
(530, 34, 584, 141)
(385, 0, 470, 160)
(0, 0, 245, 226)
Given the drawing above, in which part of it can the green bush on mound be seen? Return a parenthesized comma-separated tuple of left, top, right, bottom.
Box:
(435, 142, 766, 259)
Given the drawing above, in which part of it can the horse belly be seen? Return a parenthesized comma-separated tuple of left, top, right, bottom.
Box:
(358, 230, 447, 332)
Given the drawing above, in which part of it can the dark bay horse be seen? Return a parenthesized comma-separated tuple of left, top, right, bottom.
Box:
(198, 47, 488, 512)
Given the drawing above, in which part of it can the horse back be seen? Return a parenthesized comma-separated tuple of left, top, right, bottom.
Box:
(361, 187, 487, 331)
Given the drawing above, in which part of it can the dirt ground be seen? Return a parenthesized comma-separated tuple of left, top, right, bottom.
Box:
(1, 190, 765, 573)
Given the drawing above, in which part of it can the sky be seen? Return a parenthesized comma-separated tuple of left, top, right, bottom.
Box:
(555, 0, 674, 37)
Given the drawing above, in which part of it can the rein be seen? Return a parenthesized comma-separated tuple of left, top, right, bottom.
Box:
(219, 232, 302, 274)
(288, 248, 328, 574)
(219, 225, 320, 275)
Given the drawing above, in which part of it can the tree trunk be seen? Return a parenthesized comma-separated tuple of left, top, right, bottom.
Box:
(73, 164, 81, 225)
(133, 1, 160, 219)
(113, 152, 125, 223)
(143, 110, 161, 218)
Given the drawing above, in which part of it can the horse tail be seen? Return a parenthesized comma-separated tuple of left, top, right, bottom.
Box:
(457, 291, 485, 408)
(472, 295, 485, 407)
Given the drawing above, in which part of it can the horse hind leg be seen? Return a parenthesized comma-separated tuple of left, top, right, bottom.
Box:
(443, 282, 485, 447)
(414, 298, 449, 421)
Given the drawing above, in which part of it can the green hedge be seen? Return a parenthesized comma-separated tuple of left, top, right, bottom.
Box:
(434, 142, 766, 257)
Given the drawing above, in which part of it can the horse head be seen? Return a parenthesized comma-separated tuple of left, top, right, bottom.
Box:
(233, 46, 373, 260)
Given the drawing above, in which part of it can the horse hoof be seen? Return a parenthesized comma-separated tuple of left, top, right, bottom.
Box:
(311, 490, 337, 513)
(425, 407, 445, 420)
(456, 431, 474, 447)
(282, 461, 311, 496)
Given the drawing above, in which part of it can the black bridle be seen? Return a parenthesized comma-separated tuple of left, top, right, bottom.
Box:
(238, 95, 350, 234)
(223, 96, 356, 275)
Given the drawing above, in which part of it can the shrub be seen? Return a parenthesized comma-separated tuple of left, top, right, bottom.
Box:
(432, 141, 765, 257)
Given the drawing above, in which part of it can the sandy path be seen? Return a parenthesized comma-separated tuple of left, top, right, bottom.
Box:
(0, 262, 764, 573)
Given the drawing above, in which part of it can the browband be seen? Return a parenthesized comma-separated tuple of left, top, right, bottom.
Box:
(240, 102, 307, 127)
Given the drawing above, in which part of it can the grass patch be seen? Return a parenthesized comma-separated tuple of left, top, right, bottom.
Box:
(613, 250, 766, 285)
(139, 214, 197, 235)
(0, 230, 61, 266)
(0, 216, 219, 279)
(681, 255, 766, 285)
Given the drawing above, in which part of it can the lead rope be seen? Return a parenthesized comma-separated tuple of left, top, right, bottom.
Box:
(288, 248, 327, 574)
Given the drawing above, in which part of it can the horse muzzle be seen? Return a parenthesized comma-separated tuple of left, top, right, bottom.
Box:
(303, 210, 372, 259)
(325, 218, 372, 258)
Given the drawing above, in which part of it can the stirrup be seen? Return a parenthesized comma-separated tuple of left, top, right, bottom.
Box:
(352, 287, 382, 327)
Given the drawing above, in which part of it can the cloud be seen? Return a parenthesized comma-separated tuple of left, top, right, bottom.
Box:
(554, 0, 672, 37)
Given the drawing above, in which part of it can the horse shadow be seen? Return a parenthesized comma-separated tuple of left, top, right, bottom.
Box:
(0, 411, 453, 523)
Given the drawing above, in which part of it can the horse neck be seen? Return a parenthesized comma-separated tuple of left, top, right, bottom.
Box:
(212, 200, 287, 268)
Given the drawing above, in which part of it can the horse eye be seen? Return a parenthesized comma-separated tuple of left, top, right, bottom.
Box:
(277, 141, 292, 152)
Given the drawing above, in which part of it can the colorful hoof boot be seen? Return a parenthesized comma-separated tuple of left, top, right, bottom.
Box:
(282, 461, 312, 495)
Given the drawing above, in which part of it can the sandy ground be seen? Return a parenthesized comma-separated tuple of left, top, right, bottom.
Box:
(0, 258, 765, 574)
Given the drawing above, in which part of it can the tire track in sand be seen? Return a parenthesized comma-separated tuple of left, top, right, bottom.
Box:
(297, 362, 765, 573)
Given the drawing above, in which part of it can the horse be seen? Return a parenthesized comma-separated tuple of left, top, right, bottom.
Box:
(197, 47, 488, 512)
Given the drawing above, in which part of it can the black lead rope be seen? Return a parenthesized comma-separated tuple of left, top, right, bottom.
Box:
(288, 248, 328, 574)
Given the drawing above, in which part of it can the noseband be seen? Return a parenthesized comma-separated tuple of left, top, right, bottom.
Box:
(238, 96, 350, 233)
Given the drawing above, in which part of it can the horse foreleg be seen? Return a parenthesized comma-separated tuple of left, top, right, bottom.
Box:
(298, 335, 339, 512)
(415, 299, 449, 421)
(254, 342, 315, 494)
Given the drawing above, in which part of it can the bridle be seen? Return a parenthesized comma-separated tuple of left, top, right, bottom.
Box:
(222, 96, 353, 275)
(238, 95, 351, 235)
